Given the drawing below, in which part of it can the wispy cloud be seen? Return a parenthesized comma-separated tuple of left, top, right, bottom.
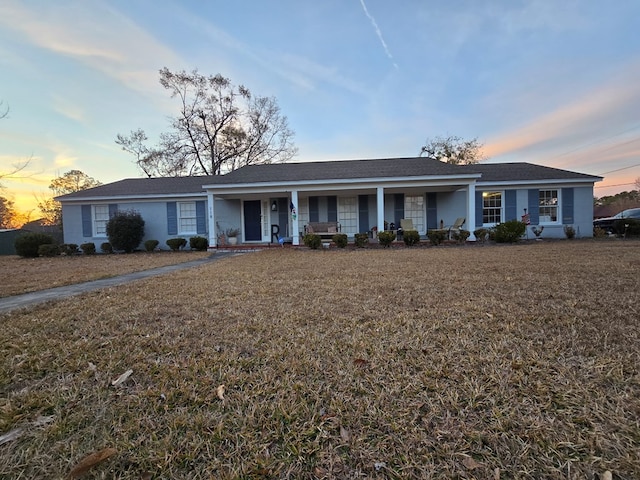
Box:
(358, 0, 399, 69)
(484, 62, 640, 162)
(0, 1, 181, 100)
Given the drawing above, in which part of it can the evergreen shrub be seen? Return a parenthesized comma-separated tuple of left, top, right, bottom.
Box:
(14, 232, 55, 258)
(166, 238, 187, 251)
(332, 233, 348, 248)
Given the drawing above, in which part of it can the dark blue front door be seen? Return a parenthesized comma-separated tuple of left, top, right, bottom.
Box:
(244, 200, 262, 241)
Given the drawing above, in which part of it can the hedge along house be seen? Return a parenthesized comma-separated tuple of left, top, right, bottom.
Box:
(56, 157, 602, 248)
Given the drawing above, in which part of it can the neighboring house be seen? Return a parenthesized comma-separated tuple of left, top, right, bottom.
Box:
(56, 157, 602, 248)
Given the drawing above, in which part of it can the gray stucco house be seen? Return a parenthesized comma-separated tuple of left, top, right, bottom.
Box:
(56, 157, 602, 248)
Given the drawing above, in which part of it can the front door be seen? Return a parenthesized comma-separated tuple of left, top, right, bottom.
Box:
(243, 200, 262, 241)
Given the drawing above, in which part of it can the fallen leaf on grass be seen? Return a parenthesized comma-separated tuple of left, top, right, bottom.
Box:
(602, 472, 612, 480)
(353, 358, 368, 368)
(111, 369, 133, 387)
(340, 425, 351, 442)
(462, 456, 482, 470)
(68, 447, 117, 478)
(216, 384, 225, 400)
(0, 428, 23, 446)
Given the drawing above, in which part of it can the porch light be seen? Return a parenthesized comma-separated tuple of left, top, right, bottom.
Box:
(271, 201, 278, 211)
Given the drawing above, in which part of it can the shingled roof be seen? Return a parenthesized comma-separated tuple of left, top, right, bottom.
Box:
(56, 157, 601, 201)
(467, 162, 602, 183)
(208, 156, 467, 184)
(56, 175, 220, 200)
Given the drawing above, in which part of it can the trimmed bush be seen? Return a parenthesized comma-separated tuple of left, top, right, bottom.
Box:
(100, 242, 113, 254)
(377, 230, 396, 248)
(14, 232, 55, 258)
(61, 243, 79, 255)
(144, 239, 160, 252)
(106, 210, 145, 253)
(332, 233, 348, 248)
(473, 228, 489, 243)
(494, 220, 526, 243)
(166, 238, 187, 251)
(452, 229, 470, 244)
(403, 230, 420, 246)
(427, 229, 447, 246)
(303, 233, 321, 249)
(80, 242, 96, 255)
(354, 233, 369, 248)
(38, 244, 60, 257)
(563, 225, 576, 239)
(189, 236, 209, 251)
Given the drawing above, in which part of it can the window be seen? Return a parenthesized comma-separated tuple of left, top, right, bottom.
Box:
(178, 202, 197, 233)
(482, 191, 502, 224)
(539, 190, 558, 223)
(93, 205, 109, 236)
(404, 195, 425, 232)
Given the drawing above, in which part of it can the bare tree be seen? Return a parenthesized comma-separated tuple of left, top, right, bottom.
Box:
(0, 157, 32, 190)
(635, 176, 640, 191)
(0, 100, 8, 119)
(38, 170, 102, 226)
(420, 135, 486, 165)
(116, 68, 297, 177)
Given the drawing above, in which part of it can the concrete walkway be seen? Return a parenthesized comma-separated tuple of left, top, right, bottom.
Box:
(0, 252, 242, 314)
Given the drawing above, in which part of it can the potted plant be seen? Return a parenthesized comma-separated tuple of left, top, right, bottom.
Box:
(226, 228, 240, 245)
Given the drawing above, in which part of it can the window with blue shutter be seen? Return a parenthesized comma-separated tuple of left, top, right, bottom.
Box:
(475, 191, 483, 227)
(427, 193, 438, 229)
(196, 201, 206, 234)
(528, 190, 539, 224)
(167, 202, 177, 235)
(562, 188, 574, 224)
(394, 194, 404, 225)
(505, 190, 517, 221)
(327, 196, 337, 223)
(358, 195, 369, 231)
(81, 205, 92, 237)
(309, 197, 319, 223)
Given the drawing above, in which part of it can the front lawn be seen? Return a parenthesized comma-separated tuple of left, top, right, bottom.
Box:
(1, 241, 639, 478)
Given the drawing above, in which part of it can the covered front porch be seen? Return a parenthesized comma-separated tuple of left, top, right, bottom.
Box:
(205, 179, 478, 247)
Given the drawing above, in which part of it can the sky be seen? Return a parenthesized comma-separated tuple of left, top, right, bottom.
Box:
(2, 0, 640, 217)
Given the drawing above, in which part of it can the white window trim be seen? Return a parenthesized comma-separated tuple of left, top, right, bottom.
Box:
(93, 205, 109, 238)
(482, 191, 503, 227)
(178, 201, 198, 235)
(538, 189, 561, 225)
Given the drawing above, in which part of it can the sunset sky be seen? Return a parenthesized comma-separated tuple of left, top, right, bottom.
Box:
(1, 0, 639, 218)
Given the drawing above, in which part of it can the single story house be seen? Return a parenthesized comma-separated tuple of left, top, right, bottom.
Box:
(56, 157, 602, 248)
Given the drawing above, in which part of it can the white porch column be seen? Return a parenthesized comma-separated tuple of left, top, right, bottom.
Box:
(207, 192, 217, 247)
(291, 190, 300, 245)
(467, 182, 476, 241)
(376, 187, 385, 232)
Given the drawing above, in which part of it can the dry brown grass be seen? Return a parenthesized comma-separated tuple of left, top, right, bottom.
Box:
(0, 251, 211, 298)
(1, 240, 639, 479)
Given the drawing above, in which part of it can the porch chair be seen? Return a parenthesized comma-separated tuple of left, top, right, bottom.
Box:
(446, 217, 466, 238)
(400, 219, 414, 231)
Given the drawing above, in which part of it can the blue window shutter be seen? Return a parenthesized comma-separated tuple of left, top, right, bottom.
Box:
(528, 190, 539, 224)
(81, 205, 92, 237)
(327, 196, 337, 222)
(108, 204, 118, 217)
(562, 188, 574, 224)
(196, 200, 206, 234)
(358, 195, 369, 231)
(394, 193, 404, 225)
(505, 190, 517, 221)
(475, 191, 483, 227)
(309, 197, 319, 222)
(427, 193, 438, 229)
(167, 202, 177, 235)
